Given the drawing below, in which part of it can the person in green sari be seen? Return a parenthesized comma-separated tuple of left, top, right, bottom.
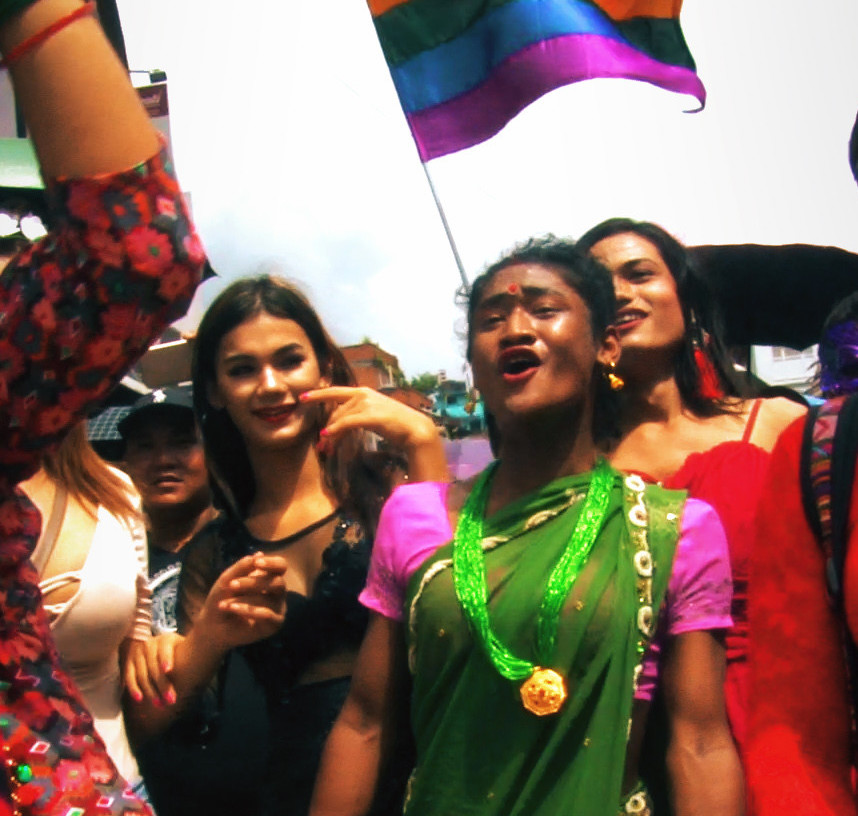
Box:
(309, 237, 743, 816)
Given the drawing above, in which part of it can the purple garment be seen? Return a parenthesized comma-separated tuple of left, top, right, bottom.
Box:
(359, 481, 733, 701)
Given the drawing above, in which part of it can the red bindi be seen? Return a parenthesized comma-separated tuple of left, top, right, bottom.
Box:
(508, 283, 519, 294)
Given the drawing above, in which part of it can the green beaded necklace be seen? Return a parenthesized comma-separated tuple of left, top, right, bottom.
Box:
(452, 458, 615, 715)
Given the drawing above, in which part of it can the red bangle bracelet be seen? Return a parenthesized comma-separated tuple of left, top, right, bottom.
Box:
(0, 1, 96, 70)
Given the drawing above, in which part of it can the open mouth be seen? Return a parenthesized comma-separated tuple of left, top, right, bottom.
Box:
(499, 348, 541, 381)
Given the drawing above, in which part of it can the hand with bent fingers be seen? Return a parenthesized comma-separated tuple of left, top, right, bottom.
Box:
(125, 632, 181, 707)
(194, 551, 289, 653)
(300, 386, 448, 482)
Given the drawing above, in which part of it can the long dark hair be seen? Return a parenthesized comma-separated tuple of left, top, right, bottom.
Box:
(577, 218, 744, 416)
(464, 235, 620, 444)
(192, 275, 386, 529)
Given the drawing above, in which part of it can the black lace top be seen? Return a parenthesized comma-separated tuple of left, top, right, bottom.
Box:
(178, 511, 372, 699)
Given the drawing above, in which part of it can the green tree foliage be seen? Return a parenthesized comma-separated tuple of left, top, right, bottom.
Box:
(410, 372, 439, 394)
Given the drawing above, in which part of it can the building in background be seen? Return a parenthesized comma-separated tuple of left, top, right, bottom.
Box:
(432, 379, 485, 437)
(342, 342, 404, 390)
(751, 344, 817, 394)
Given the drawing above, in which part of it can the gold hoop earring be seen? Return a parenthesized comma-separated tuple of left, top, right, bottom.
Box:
(606, 361, 624, 391)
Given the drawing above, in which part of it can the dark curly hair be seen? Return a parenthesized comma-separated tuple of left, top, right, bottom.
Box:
(577, 218, 745, 416)
(464, 235, 619, 444)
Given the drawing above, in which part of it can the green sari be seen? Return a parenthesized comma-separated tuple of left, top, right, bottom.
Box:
(402, 466, 684, 816)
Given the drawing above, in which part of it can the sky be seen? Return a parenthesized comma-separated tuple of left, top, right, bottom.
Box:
(115, 0, 858, 382)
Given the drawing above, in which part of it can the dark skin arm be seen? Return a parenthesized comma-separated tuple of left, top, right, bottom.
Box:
(663, 630, 744, 816)
(309, 612, 409, 816)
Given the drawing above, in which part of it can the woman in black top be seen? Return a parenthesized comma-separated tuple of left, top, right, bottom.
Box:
(130, 275, 447, 815)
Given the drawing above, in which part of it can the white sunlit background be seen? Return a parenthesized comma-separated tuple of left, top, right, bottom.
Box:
(116, 0, 858, 381)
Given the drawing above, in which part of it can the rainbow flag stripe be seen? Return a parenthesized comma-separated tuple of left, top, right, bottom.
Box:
(368, 0, 705, 161)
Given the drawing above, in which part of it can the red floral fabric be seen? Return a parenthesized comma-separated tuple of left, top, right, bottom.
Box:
(0, 146, 205, 815)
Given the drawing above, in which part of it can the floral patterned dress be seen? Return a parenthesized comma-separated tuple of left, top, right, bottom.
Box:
(0, 146, 205, 816)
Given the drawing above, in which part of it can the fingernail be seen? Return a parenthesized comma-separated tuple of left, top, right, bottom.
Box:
(162, 661, 171, 673)
(299, 392, 309, 401)
(131, 690, 143, 703)
(320, 428, 329, 437)
(165, 690, 177, 705)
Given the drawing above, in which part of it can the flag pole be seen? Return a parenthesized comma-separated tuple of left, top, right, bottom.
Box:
(420, 161, 470, 292)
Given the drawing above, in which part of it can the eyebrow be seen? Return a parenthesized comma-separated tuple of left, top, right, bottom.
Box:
(221, 342, 305, 364)
(476, 285, 564, 310)
(611, 257, 657, 273)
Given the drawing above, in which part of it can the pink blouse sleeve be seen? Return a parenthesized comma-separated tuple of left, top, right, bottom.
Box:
(359, 481, 452, 621)
(665, 497, 734, 635)
(635, 497, 733, 701)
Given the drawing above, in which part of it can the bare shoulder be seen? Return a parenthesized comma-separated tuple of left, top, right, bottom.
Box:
(752, 396, 808, 450)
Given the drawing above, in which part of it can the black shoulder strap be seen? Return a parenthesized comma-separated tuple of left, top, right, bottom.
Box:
(829, 393, 858, 605)
(800, 402, 824, 543)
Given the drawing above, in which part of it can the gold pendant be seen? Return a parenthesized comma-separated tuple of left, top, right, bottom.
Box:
(520, 667, 567, 716)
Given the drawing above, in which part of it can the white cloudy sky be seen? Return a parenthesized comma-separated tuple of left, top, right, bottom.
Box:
(116, 0, 858, 380)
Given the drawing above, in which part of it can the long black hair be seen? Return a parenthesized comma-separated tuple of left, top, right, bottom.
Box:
(464, 235, 620, 444)
(192, 275, 388, 530)
(577, 218, 745, 416)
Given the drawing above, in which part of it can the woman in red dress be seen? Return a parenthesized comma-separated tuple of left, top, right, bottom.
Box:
(577, 218, 806, 754)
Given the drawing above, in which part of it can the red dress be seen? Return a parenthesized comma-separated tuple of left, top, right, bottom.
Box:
(745, 415, 857, 814)
(636, 400, 769, 754)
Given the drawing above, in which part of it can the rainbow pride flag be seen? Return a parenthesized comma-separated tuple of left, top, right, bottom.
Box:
(368, 0, 706, 161)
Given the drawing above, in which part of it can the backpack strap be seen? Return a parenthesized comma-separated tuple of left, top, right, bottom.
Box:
(800, 395, 858, 604)
(830, 392, 858, 605)
(799, 393, 858, 770)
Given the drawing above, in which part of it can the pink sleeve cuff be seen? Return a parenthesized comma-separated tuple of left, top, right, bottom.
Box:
(359, 481, 452, 621)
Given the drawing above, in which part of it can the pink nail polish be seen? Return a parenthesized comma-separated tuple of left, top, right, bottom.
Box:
(320, 428, 329, 437)
(166, 690, 177, 705)
(131, 690, 143, 703)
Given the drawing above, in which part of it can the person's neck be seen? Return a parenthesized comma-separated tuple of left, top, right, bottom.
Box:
(620, 370, 685, 429)
(247, 438, 336, 519)
(147, 501, 215, 554)
(490, 408, 600, 514)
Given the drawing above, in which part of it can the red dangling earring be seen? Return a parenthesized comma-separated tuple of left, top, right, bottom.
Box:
(690, 311, 723, 400)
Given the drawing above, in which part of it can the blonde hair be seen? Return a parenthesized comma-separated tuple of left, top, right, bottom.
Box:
(44, 423, 137, 519)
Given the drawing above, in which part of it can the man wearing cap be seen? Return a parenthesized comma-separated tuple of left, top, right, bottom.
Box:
(119, 385, 268, 816)
(119, 386, 213, 634)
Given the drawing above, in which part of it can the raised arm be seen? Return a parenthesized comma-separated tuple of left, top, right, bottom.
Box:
(0, 0, 205, 475)
(0, 2, 202, 812)
(300, 386, 448, 483)
(0, 0, 158, 177)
